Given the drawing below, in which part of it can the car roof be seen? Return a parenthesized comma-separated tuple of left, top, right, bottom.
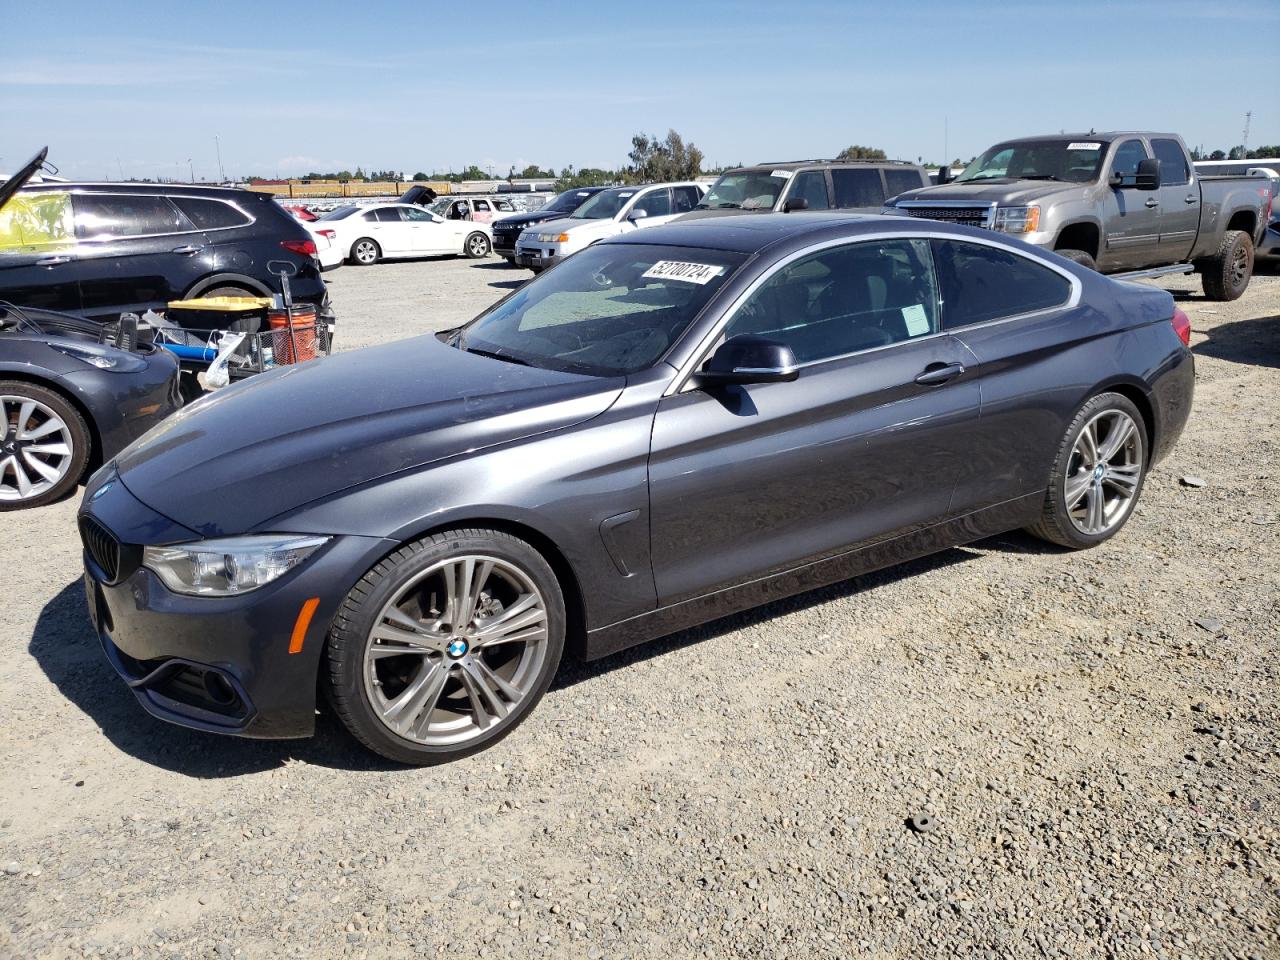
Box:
(606, 212, 891, 253)
(725, 159, 922, 173)
(17, 181, 262, 199)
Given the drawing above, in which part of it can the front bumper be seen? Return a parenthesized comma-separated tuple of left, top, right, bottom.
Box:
(514, 240, 565, 271)
(79, 475, 392, 739)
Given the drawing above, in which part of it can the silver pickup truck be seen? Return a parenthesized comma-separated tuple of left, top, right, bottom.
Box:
(885, 132, 1273, 301)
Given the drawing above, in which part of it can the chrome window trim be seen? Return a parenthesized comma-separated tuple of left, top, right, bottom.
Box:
(62, 189, 257, 242)
(666, 229, 1082, 396)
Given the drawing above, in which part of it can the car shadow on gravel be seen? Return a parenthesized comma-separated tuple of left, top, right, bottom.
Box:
(31, 581, 399, 777)
(553, 547, 983, 690)
(1192, 314, 1280, 368)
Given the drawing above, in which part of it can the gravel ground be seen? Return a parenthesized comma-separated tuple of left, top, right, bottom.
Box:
(0, 254, 1277, 960)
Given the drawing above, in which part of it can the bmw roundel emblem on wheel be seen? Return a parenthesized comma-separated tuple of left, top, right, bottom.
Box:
(78, 213, 1195, 764)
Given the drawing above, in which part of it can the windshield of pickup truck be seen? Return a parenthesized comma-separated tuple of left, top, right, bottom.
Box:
(570, 188, 636, 220)
(956, 140, 1109, 184)
(697, 172, 786, 210)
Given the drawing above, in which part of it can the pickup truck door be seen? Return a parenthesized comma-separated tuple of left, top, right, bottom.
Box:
(1102, 138, 1162, 270)
(1152, 137, 1199, 261)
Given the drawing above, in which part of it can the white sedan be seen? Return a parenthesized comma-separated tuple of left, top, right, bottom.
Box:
(315, 202, 493, 265)
(305, 222, 346, 271)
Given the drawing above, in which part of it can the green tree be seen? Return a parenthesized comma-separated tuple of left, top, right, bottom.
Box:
(625, 129, 703, 183)
(836, 145, 888, 161)
(412, 172, 430, 181)
(1208, 150, 1227, 161)
(554, 165, 617, 191)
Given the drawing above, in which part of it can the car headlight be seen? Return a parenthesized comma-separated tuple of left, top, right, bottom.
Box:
(143, 534, 330, 596)
(537, 232, 570, 243)
(993, 205, 1041, 233)
(51, 342, 146, 372)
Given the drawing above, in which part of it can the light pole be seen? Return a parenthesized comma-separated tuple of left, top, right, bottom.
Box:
(188, 158, 194, 183)
(215, 135, 225, 182)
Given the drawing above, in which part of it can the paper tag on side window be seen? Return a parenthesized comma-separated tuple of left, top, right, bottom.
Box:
(902, 304, 931, 336)
(1067, 142, 1101, 150)
(642, 261, 725, 284)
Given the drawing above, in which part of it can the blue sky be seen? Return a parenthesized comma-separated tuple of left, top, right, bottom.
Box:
(2, 0, 1276, 181)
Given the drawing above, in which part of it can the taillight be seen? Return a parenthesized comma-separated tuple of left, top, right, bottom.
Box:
(317, 229, 336, 240)
(280, 239, 317, 256)
(1171, 306, 1191, 346)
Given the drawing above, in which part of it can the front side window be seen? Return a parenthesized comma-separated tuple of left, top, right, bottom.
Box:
(722, 239, 939, 364)
(403, 207, 433, 221)
(1110, 139, 1149, 181)
(171, 197, 251, 230)
(931, 239, 1071, 329)
(830, 169, 886, 209)
(1151, 139, 1190, 186)
(631, 188, 671, 218)
(373, 208, 403, 222)
(459, 243, 746, 376)
(788, 171, 830, 210)
(73, 194, 192, 240)
(0, 191, 74, 252)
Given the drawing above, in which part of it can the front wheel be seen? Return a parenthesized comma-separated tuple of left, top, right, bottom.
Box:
(464, 232, 491, 259)
(350, 238, 381, 266)
(1200, 229, 1253, 301)
(1026, 392, 1148, 549)
(327, 528, 566, 765)
(1056, 248, 1097, 271)
(0, 382, 91, 511)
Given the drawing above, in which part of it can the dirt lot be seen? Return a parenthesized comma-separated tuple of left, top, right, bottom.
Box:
(1, 255, 1277, 960)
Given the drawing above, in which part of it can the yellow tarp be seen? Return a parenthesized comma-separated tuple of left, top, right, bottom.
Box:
(0, 191, 74, 252)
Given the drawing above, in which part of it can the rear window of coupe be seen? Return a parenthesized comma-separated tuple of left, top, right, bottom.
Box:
(931, 239, 1072, 328)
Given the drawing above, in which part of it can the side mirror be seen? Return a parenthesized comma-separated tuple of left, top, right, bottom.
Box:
(782, 197, 809, 213)
(1135, 157, 1161, 191)
(936, 165, 954, 185)
(627, 208, 649, 222)
(698, 335, 799, 386)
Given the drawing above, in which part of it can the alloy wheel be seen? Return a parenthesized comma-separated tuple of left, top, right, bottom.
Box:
(468, 235, 489, 257)
(362, 555, 549, 746)
(1230, 243, 1250, 287)
(354, 241, 378, 264)
(1063, 409, 1142, 536)
(0, 395, 75, 503)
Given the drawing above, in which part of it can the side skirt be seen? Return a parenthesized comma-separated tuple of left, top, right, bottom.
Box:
(583, 493, 1042, 662)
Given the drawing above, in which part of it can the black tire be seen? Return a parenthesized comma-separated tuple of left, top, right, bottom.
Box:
(350, 238, 381, 266)
(0, 380, 91, 511)
(1057, 249, 1097, 271)
(1026, 392, 1148, 549)
(463, 232, 491, 259)
(198, 284, 258, 299)
(327, 528, 566, 765)
(1199, 229, 1253, 301)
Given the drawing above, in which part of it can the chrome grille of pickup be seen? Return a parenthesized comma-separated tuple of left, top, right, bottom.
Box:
(79, 515, 121, 582)
(896, 203, 995, 230)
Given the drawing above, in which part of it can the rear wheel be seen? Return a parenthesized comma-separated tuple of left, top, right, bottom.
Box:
(0, 381, 91, 511)
(351, 238, 381, 266)
(327, 528, 565, 764)
(1056, 248, 1097, 271)
(1027, 392, 1147, 549)
(198, 283, 258, 299)
(464, 232, 491, 259)
(1200, 229, 1253, 301)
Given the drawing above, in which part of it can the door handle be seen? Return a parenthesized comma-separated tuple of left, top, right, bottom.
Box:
(1144, 198, 1160, 208)
(914, 362, 965, 386)
(1184, 195, 1198, 204)
(171, 245, 203, 255)
(36, 255, 72, 266)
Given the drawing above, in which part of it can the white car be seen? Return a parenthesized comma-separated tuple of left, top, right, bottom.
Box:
(306, 222, 346, 271)
(428, 195, 519, 224)
(514, 182, 706, 272)
(315, 202, 493, 265)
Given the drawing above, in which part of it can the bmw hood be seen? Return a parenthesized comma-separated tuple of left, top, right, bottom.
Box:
(892, 180, 1089, 207)
(113, 336, 624, 537)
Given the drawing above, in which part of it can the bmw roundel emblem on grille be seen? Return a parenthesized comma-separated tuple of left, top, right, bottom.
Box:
(90, 481, 115, 502)
(447, 639, 468, 658)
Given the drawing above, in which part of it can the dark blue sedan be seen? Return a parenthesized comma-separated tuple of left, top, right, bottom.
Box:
(78, 214, 1194, 764)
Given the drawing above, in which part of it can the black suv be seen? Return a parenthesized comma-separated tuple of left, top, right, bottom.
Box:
(491, 187, 607, 261)
(0, 179, 329, 321)
(679, 160, 931, 220)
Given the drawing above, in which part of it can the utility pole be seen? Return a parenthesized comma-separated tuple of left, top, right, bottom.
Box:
(187, 158, 194, 183)
(1242, 111, 1252, 154)
(215, 135, 225, 182)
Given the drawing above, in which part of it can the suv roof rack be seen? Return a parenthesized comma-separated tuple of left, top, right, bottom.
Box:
(752, 158, 917, 167)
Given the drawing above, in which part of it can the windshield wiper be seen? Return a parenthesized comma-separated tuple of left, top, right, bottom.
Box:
(464, 346, 533, 367)
(1019, 175, 1064, 182)
(693, 202, 710, 209)
(713, 202, 742, 209)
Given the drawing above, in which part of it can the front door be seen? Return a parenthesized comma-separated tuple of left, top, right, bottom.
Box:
(1151, 137, 1199, 262)
(402, 206, 451, 254)
(1101, 138, 1161, 270)
(622, 188, 678, 231)
(648, 237, 982, 605)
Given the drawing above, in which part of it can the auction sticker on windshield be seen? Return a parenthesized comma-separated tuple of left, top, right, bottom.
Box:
(1067, 142, 1101, 150)
(642, 261, 726, 284)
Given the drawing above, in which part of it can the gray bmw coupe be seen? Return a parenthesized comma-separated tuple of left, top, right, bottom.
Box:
(79, 214, 1194, 764)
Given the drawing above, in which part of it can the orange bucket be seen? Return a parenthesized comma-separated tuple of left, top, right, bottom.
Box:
(268, 305, 318, 364)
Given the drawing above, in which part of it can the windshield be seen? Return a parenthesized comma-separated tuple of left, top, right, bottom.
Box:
(457, 243, 746, 376)
(317, 205, 361, 221)
(545, 189, 598, 214)
(697, 171, 787, 210)
(570, 188, 636, 220)
(956, 140, 1108, 184)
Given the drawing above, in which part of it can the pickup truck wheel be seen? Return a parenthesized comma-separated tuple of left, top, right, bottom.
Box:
(1057, 249, 1096, 271)
(1200, 230, 1253, 301)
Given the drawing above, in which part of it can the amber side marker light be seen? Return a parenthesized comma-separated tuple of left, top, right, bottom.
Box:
(289, 597, 321, 654)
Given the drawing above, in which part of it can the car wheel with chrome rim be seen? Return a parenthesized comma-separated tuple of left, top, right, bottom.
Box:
(327, 528, 565, 764)
(1028, 392, 1148, 549)
(0, 381, 91, 511)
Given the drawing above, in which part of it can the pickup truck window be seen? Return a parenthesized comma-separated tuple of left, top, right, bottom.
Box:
(957, 140, 1108, 184)
(1152, 139, 1190, 186)
(932, 240, 1070, 328)
(789, 171, 830, 210)
(1111, 140, 1149, 181)
(831, 169, 885, 208)
(698, 172, 785, 211)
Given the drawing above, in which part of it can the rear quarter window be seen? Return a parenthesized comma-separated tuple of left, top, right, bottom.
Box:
(932, 239, 1072, 328)
(171, 197, 252, 230)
